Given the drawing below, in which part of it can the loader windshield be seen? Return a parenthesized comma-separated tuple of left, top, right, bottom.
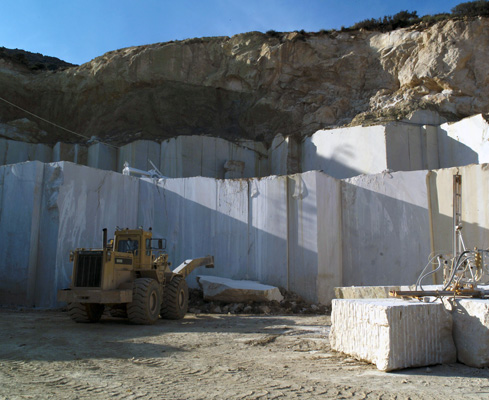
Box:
(117, 238, 139, 253)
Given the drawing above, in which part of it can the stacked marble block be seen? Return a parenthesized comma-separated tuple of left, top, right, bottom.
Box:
(0, 138, 52, 165)
(331, 294, 489, 370)
(92, 137, 270, 178)
(52, 142, 87, 165)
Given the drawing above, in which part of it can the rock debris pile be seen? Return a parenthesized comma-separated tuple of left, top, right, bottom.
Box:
(188, 288, 330, 315)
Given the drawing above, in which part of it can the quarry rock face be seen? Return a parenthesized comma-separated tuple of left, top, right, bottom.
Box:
(1, 18, 489, 145)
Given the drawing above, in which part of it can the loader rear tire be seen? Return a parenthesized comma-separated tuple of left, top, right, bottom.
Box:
(68, 303, 104, 323)
(127, 278, 161, 325)
(160, 275, 188, 320)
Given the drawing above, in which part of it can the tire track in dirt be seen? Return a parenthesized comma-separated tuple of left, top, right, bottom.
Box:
(0, 358, 135, 399)
(1, 311, 488, 399)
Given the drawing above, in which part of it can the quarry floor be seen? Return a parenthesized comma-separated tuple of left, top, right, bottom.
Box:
(0, 310, 488, 400)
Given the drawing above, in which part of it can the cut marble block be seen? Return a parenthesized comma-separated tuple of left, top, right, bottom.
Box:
(451, 299, 489, 368)
(335, 286, 401, 299)
(196, 276, 283, 303)
(330, 299, 456, 371)
(88, 142, 117, 171)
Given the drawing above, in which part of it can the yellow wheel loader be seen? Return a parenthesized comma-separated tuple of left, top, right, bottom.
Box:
(58, 228, 214, 325)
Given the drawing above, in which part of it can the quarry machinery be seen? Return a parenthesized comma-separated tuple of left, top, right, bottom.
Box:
(57, 228, 214, 324)
(391, 174, 489, 299)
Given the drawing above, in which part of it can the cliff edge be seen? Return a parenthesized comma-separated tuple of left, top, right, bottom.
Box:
(1, 17, 488, 145)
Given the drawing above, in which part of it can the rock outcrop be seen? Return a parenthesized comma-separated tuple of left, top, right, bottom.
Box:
(1, 17, 489, 145)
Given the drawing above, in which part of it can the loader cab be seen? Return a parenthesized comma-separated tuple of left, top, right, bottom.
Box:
(114, 229, 143, 267)
(114, 229, 165, 269)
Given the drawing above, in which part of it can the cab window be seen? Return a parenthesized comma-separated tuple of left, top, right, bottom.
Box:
(117, 239, 139, 253)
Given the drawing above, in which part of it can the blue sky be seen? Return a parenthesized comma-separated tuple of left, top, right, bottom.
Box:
(1, 0, 464, 65)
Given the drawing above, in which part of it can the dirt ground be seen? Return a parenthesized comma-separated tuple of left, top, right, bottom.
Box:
(1, 309, 489, 400)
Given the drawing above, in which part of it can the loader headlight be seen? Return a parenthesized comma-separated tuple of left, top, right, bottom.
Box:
(107, 251, 112, 261)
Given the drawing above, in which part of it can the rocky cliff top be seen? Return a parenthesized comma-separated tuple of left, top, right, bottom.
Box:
(1, 17, 489, 146)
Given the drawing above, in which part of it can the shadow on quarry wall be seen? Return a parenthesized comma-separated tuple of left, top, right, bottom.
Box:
(341, 170, 489, 287)
(0, 163, 332, 308)
(316, 146, 361, 180)
(136, 176, 325, 304)
(437, 129, 480, 168)
(2, 161, 489, 310)
(341, 176, 432, 287)
(0, 121, 482, 184)
(302, 141, 363, 179)
(302, 128, 481, 180)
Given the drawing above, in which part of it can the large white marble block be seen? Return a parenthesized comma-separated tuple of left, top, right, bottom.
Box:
(330, 299, 456, 371)
(196, 276, 283, 302)
(451, 299, 489, 368)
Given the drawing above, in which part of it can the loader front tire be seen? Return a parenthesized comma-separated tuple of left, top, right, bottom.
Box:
(127, 278, 161, 325)
(160, 275, 188, 320)
(68, 303, 104, 323)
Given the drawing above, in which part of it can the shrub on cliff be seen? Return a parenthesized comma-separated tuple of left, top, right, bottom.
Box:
(452, 0, 489, 17)
(348, 1, 489, 33)
(352, 10, 419, 32)
(421, 13, 451, 24)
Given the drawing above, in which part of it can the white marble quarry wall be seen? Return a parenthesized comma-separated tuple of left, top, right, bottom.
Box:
(138, 177, 249, 284)
(267, 135, 301, 176)
(88, 142, 118, 171)
(268, 135, 289, 176)
(160, 136, 269, 179)
(302, 125, 388, 179)
(140, 170, 342, 304)
(6, 161, 484, 308)
(248, 176, 288, 287)
(117, 140, 161, 173)
(0, 161, 141, 307)
(153, 116, 489, 179)
(438, 114, 489, 167)
(3, 114, 489, 181)
(0, 138, 52, 165)
(341, 170, 431, 286)
(315, 173, 343, 304)
(427, 164, 489, 267)
(302, 123, 442, 180)
(52, 142, 87, 165)
(40, 163, 140, 307)
(0, 162, 341, 307)
(287, 172, 342, 304)
(385, 123, 440, 171)
(0, 162, 45, 305)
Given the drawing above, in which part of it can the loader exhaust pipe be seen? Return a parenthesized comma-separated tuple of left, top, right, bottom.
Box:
(102, 228, 107, 249)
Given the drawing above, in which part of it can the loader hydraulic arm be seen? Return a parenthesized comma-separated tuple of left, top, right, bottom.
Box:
(172, 256, 214, 278)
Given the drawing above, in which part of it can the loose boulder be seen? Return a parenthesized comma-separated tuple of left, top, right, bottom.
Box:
(196, 276, 284, 303)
